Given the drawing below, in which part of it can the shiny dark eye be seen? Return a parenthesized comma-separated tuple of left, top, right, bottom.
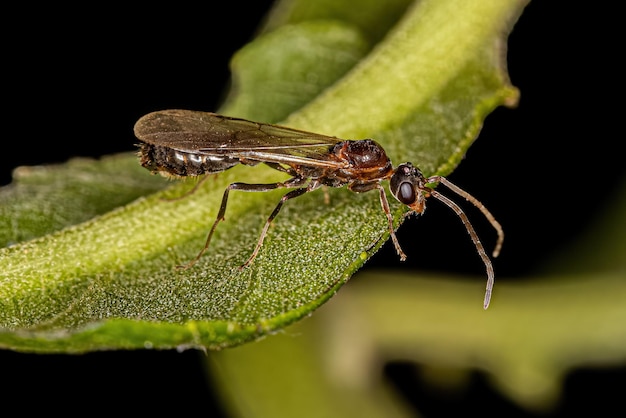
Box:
(397, 182, 416, 204)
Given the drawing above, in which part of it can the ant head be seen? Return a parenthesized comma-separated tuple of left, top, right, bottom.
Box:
(389, 163, 428, 213)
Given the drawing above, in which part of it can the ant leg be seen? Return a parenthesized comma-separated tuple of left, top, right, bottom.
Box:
(177, 176, 307, 269)
(239, 185, 313, 270)
(322, 186, 330, 204)
(264, 162, 297, 176)
(376, 184, 407, 261)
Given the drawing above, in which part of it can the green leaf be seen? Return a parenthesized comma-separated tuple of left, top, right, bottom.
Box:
(260, 0, 417, 45)
(0, 154, 169, 248)
(0, 0, 525, 352)
(219, 20, 371, 123)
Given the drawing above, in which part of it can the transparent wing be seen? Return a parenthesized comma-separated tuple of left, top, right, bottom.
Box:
(134, 109, 347, 168)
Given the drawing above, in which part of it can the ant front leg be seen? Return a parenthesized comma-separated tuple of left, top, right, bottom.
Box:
(376, 184, 407, 261)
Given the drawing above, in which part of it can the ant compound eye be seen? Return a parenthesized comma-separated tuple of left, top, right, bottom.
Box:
(397, 181, 416, 204)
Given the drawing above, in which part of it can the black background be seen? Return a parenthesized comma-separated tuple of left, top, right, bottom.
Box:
(2, 1, 623, 417)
